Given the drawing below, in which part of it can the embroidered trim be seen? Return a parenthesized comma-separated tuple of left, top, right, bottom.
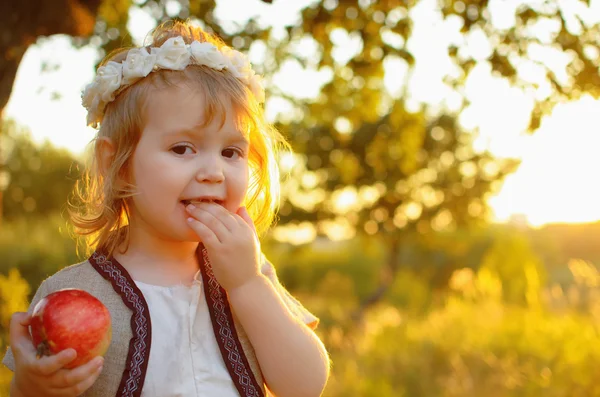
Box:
(199, 245, 265, 397)
(89, 252, 152, 397)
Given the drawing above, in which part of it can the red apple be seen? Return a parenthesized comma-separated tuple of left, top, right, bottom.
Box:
(30, 289, 112, 369)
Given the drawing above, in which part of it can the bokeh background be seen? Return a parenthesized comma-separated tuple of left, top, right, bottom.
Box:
(2, 0, 600, 395)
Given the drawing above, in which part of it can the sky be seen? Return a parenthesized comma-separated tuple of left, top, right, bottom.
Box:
(4, 0, 600, 228)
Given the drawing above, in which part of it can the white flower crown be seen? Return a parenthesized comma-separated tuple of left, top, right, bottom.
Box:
(81, 36, 265, 128)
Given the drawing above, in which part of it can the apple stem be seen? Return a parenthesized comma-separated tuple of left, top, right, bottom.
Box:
(36, 341, 51, 358)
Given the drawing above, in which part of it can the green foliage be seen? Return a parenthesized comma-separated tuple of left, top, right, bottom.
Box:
(0, 269, 29, 396)
(0, 120, 81, 221)
(0, 213, 81, 295)
(0, 213, 79, 395)
(479, 233, 547, 305)
(323, 298, 600, 397)
(265, 225, 600, 397)
(264, 236, 387, 301)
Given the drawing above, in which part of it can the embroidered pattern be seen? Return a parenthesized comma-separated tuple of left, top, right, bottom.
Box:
(90, 252, 151, 397)
(200, 247, 264, 397)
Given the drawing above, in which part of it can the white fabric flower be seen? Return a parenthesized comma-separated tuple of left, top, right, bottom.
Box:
(81, 81, 96, 111)
(96, 61, 124, 102)
(154, 37, 190, 70)
(122, 48, 156, 85)
(81, 61, 123, 127)
(82, 61, 122, 107)
(190, 42, 228, 70)
(222, 47, 252, 79)
(247, 72, 265, 103)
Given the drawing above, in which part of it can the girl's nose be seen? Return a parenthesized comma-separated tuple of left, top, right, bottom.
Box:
(195, 155, 224, 183)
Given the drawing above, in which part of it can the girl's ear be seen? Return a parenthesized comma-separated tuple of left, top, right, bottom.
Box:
(96, 137, 116, 177)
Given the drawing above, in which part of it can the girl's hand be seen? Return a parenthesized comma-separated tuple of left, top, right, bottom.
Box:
(186, 203, 262, 291)
(9, 312, 104, 397)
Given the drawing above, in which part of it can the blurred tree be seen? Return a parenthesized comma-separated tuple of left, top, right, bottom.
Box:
(0, 0, 100, 222)
(276, 103, 518, 320)
(0, 121, 80, 220)
(0, 0, 101, 114)
(2, 0, 596, 128)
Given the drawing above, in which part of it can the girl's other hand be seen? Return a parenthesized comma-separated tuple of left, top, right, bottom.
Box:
(186, 203, 262, 291)
(9, 312, 104, 397)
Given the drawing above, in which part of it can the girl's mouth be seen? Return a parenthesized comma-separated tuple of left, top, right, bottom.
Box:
(181, 199, 225, 207)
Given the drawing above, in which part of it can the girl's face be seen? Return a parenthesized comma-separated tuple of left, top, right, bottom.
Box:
(128, 84, 250, 242)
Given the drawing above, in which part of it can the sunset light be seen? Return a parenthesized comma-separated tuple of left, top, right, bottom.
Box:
(4, 1, 600, 395)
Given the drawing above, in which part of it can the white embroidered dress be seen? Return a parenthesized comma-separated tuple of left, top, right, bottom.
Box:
(134, 260, 318, 397)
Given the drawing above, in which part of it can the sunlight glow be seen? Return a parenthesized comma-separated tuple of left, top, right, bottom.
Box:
(320, 218, 357, 241)
(272, 222, 316, 244)
(489, 96, 600, 227)
(330, 187, 359, 214)
(4, 0, 600, 228)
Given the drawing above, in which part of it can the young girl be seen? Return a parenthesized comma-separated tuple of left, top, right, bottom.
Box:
(3, 20, 329, 397)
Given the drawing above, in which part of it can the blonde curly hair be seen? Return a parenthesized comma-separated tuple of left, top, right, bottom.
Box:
(70, 20, 289, 257)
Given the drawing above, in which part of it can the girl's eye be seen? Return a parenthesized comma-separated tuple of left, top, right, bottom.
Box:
(222, 148, 243, 159)
(171, 145, 194, 155)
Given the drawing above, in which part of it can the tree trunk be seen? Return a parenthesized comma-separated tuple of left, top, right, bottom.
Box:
(352, 236, 401, 323)
(0, 0, 102, 221)
(1, 0, 102, 112)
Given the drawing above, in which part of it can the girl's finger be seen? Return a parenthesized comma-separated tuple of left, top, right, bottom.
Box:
(61, 361, 104, 396)
(36, 349, 77, 376)
(9, 312, 36, 360)
(187, 205, 230, 239)
(236, 206, 258, 237)
(188, 217, 221, 246)
(52, 356, 103, 388)
(189, 202, 237, 232)
(18, 312, 32, 327)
